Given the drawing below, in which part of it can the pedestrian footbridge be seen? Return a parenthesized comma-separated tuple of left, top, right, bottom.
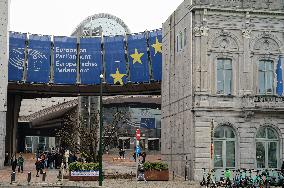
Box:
(8, 29, 162, 97)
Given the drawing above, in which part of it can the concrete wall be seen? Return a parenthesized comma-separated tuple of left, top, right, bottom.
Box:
(161, 0, 195, 179)
(0, 0, 9, 168)
(162, 0, 284, 180)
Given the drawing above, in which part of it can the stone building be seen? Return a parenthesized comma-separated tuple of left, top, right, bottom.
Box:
(161, 0, 284, 180)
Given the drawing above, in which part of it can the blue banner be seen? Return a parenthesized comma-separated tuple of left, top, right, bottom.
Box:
(53, 36, 77, 84)
(140, 118, 156, 129)
(80, 37, 102, 85)
(104, 35, 127, 85)
(127, 33, 149, 83)
(149, 29, 162, 81)
(26, 35, 51, 83)
(276, 56, 283, 96)
(8, 32, 26, 81)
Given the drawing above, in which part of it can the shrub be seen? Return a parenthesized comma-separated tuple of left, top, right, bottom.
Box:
(143, 161, 168, 171)
(68, 162, 99, 171)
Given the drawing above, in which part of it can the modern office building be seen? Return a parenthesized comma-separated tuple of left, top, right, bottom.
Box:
(162, 0, 284, 180)
(18, 95, 161, 153)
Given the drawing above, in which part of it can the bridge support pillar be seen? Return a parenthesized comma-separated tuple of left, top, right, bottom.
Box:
(0, 0, 9, 168)
(5, 95, 22, 161)
(78, 96, 100, 149)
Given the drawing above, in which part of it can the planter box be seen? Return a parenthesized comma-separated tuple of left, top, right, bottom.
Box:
(144, 170, 169, 181)
(69, 171, 99, 181)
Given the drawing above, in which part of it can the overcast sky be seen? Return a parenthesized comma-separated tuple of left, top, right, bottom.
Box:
(10, 0, 184, 36)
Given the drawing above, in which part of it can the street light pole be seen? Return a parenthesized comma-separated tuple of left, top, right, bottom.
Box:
(99, 74, 104, 186)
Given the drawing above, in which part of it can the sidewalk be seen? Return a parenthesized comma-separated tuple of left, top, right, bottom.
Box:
(0, 153, 199, 187)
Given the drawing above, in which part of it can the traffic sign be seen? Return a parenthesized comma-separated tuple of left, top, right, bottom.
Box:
(136, 129, 141, 140)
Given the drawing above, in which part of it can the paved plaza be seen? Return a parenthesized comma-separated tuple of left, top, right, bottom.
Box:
(0, 153, 198, 187)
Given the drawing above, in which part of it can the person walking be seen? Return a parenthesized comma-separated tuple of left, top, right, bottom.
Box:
(141, 151, 146, 163)
(11, 154, 17, 172)
(17, 153, 24, 173)
(35, 158, 42, 177)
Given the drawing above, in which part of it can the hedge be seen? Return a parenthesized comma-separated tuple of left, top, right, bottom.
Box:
(143, 161, 168, 171)
(68, 162, 99, 171)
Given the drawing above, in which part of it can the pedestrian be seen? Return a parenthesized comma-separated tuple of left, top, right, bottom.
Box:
(11, 154, 17, 172)
(35, 158, 42, 177)
(281, 160, 284, 174)
(17, 153, 24, 173)
(137, 161, 147, 182)
(119, 148, 123, 159)
(141, 151, 146, 163)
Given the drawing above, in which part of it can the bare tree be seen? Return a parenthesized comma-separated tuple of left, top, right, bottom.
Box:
(56, 108, 129, 162)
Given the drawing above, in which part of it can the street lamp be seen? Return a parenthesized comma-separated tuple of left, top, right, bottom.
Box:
(99, 73, 104, 186)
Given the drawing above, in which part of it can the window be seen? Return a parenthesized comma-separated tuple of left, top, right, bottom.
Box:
(258, 60, 274, 95)
(256, 127, 279, 168)
(179, 31, 183, 49)
(176, 35, 179, 52)
(214, 126, 236, 168)
(217, 59, 232, 95)
(184, 28, 187, 46)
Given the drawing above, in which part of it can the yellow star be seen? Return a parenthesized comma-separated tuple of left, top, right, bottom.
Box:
(151, 37, 162, 56)
(130, 48, 144, 64)
(110, 68, 126, 85)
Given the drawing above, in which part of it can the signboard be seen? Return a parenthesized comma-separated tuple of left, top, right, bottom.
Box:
(140, 118, 156, 129)
(53, 36, 77, 84)
(127, 33, 149, 83)
(27, 34, 51, 83)
(80, 37, 102, 85)
(8, 32, 26, 81)
(149, 29, 162, 81)
(70, 171, 99, 177)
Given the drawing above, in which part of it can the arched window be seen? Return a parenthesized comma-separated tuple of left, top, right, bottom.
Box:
(214, 125, 236, 168)
(256, 127, 279, 168)
(217, 58, 232, 95)
(258, 60, 274, 95)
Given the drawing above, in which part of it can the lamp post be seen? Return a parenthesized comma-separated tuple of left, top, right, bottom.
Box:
(99, 73, 104, 186)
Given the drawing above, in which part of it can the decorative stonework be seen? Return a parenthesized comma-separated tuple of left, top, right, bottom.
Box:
(242, 29, 252, 38)
(193, 0, 284, 10)
(254, 38, 279, 52)
(250, 32, 282, 53)
(209, 31, 239, 52)
(193, 25, 209, 37)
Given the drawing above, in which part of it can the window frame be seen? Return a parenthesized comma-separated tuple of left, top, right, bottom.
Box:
(257, 60, 274, 95)
(213, 125, 236, 169)
(216, 58, 233, 95)
(255, 127, 279, 169)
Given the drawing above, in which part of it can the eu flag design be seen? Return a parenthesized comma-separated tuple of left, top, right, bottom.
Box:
(53, 36, 77, 84)
(80, 37, 102, 85)
(8, 32, 27, 81)
(140, 118, 155, 129)
(127, 33, 149, 83)
(27, 34, 51, 83)
(104, 35, 127, 85)
(149, 29, 162, 81)
(276, 56, 283, 96)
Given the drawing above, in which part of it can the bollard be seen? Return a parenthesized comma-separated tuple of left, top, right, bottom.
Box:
(27, 172, 31, 184)
(184, 165, 187, 181)
(57, 169, 62, 180)
(42, 172, 46, 181)
(10, 172, 15, 184)
(130, 171, 133, 181)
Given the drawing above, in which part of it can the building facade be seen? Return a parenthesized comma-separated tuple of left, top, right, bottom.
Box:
(162, 0, 284, 180)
